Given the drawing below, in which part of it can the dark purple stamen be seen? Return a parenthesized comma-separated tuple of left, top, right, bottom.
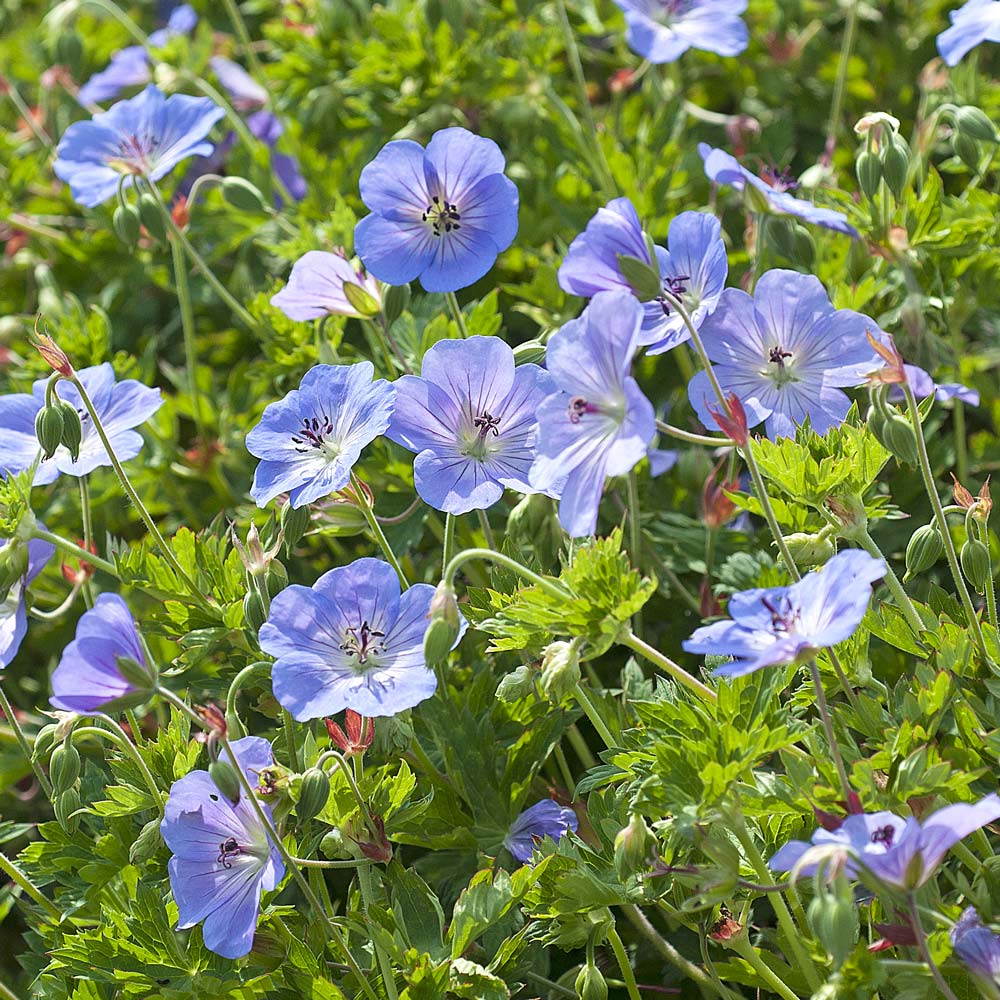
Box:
(871, 825, 895, 846)
(768, 346, 793, 367)
(341, 620, 386, 664)
(659, 274, 690, 315)
(473, 412, 501, 439)
(217, 837, 241, 869)
(290, 414, 336, 453)
(421, 194, 462, 236)
(567, 397, 599, 424)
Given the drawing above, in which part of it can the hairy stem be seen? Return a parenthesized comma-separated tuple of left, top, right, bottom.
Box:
(619, 628, 717, 703)
(0, 685, 52, 798)
(169, 234, 207, 445)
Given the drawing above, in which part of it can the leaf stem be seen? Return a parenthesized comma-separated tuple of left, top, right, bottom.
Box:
(351, 473, 409, 589)
(618, 628, 717, 703)
(0, 849, 60, 920)
(606, 926, 642, 1000)
(806, 660, 853, 803)
(75, 718, 163, 816)
(655, 419, 736, 448)
(169, 233, 207, 445)
(0, 684, 52, 798)
(444, 291, 469, 338)
(32, 528, 117, 578)
(573, 683, 617, 749)
(729, 936, 802, 1000)
(907, 893, 960, 1000)
(856, 526, 925, 635)
(78, 477, 96, 608)
(357, 863, 400, 1000)
(443, 547, 571, 601)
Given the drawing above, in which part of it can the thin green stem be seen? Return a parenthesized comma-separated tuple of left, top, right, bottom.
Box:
(606, 926, 641, 1000)
(358, 863, 400, 1000)
(553, 0, 617, 199)
(618, 628, 717, 703)
(219, 0, 265, 79)
(33, 529, 117, 578)
(361, 318, 398, 374)
(902, 382, 988, 659)
(553, 743, 575, 792)
(224, 660, 272, 737)
(977, 520, 999, 633)
(443, 547, 570, 600)
(69, 376, 214, 613)
(749, 213, 768, 291)
(856, 528, 924, 635)
(169, 234, 207, 445)
(443, 513, 457, 579)
(282, 709, 301, 773)
(326, 752, 380, 841)
(806, 661, 852, 803)
(729, 936, 802, 1000)
(0, 850, 60, 920)
(475, 508, 496, 550)
(0, 685, 52, 797)
(954, 399, 968, 484)
(352, 473, 409, 589)
(78, 478, 95, 608)
(823, 0, 860, 161)
(3, 76, 53, 150)
(146, 179, 257, 330)
(573, 683, 617, 749)
(626, 471, 644, 633)
(566, 723, 597, 769)
(907, 893, 960, 1000)
(292, 856, 366, 869)
(0, 978, 21, 1000)
(444, 291, 469, 338)
(76, 720, 163, 816)
(655, 419, 736, 448)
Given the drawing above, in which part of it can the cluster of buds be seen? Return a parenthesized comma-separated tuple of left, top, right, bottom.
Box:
(947, 104, 1000, 173)
(955, 476, 992, 594)
(865, 343, 921, 466)
(854, 112, 909, 202)
(233, 522, 287, 631)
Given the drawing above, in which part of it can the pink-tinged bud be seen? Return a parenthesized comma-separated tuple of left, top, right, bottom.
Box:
(870, 921, 917, 949)
(701, 464, 738, 530)
(325, 710, 373, 757)
(196, 703, 227, 740)
(31, 321, 73, 377)
(709, 907, 743, 943)
(172, 195, 190, 230)
(608, 68, 636, 95)
(707, 392, 749, 446)
(812, 804, 846, 832)
(951, 473, 976, 510)
(355, 814, 392, 863)
(60, 539, 97, 586)
(865, 330, 906, 385)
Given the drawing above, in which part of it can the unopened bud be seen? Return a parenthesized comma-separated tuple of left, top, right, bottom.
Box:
(56, 401, 82, 461)
(807, 874, 858, 968)
(222, 177, 268, 213)
(960, 539, 990, 594)
(112, 203, 141, 246)
(575, 964, 608, 1000)
(243, 590, 267, 631)
(296, 767, 330, 824)
(129, 816, 164, 865)
(137, 192, 166, 242)
(783, 531, 835, 567)
(32, 724, 58, 761)
(743, 180, 773, 216)
(904, 524, 944, 581)
(382, 282, 410, 327)
(423, 617, 458, 666)
(495, 664, 536, 702)
(856, 150, 882, 200)
(49, 741, 80, 794)
(512, 340, 546, 366)
(54, 786, 81, 832)
(953, 133, 982, 172)
(114, 653, 157, 690)
(264, 559, 288, 598)
(0, 540, 29, 599)
(955, 106, 999, 144)
(35, 403, 64, 459)
(539, 640, 581, 703)
(614, 813, 657, 880)
(281, 501, 312, 550)
(319, 827, 354, 860)
(884, 413, 919, 466)
(880, 136, 910, 200)
(209, 759, 242, 804)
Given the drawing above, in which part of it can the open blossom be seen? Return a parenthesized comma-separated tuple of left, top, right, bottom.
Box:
(208, 56, 268, 112)
(0, 363, 162, 486)
(271, 251, 381, 321)
(161, 737, 285, 959)
(937, 0, 1000, 65)
(504, 800, 579, 863)
(687, 269, 879, 441)
(951, 908, 1000, 991)
(0, 538, 54, 669)
(77, 5, 197, 106)
(387, 336, 554, 514)
(683, 549, 885, 677)
(558, 198, 727, 354)
(245, 362, 394, 509)
(259, 558, 465, 719)
(530, 291, 656, 537)
(699, 143, 859, 237)
(53, 84, 224, 207)
(770, 795, 1000, 889)
(888, 364, 980, 406)
(612, 0, 749, 63)
(50, 593, 145, 714)
(354, 127, 518, 293)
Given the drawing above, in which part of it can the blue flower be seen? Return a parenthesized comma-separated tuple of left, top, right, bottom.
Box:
(49, 593, 145, 714)
(271, 251, 382, 321)
(686, 269, 879, 440)
(161, 736, 285, 959)
(890, 365, 980, 407)
(208, 56, 268, 112)
(77, 5, 197, 106)
(558, 198, 728, 354)
(0, 537, 54, 670)
(504, 800, 579, 863)
(258, 558, 465, 719)
(245, 362, 394, 509)
(387, 336, 554, 514)
(0, 363, 162, 486)
(683, 549, 885, 677)
(530, 291, 656, 537)
(354, 127, 519, 293)
(937, 0, 1000, 65)
(770, 796, 1000, 890)
(612, 0, 749, 62)
(54, 84, 224, 207)
(699, 143, 859, 238)
(951, 908, 1000, 989)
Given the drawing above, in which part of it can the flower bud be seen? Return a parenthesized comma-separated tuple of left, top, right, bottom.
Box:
(575, 964, 608, 1000)
(382, 282, 410, 327)
(884, 413, 919, 466)
(423, 617, 457, 667)
(495, 664, 536, 702)
(129, 816, 164, 865)
(807, 875, 857, 968)
(56, 401, 82, 461)
(54, 786, 81, 832)
(904, 524, 944, 581)
(880, 136, 910, 200)
(539, 640, 581, 703)
(49, 742, 80, 794)
(955, 106, 999, 144)
(32, 724, 58, 761)
(296, 767, 331, 824)
(243, 590, 267, 631)
(342, 280, 382, 318)
(34, 403, 64, 459)
(320, 827, 355, 860)
(209, 759, 242, 804)
(264, 558, 288, 598)
(0, 539, 30, 599)
(112, 203, 141, 247)
(614, 813, 657, 880)
(783, 531, 836, 567)
(137, 192, 166, 242)
(960, 539, 990, 594)
(314, 496, 369, 536)
(865, 403, 889, 447)
(954, 133, 982, 172)
(616, 253, 663, 302)
(325, 710, 373, 756)
(281, 502, 312, 551)
(222, 177, 268, 214)
(856, 150, 882, 200)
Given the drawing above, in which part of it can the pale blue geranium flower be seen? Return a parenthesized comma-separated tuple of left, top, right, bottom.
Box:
(161, 737, 285, 959)
(54, 84, 224, 207)
(387, 336, 554, 514)
(951, 907, 1000, 992)
(245, 363, 394, 509)
(259, 558, 465, 719)
(271, 251, 381, 322)
(612, 0, 749, 62)
(529, 291, 656, 537)
(504, 800, 579, 863)
(0, 537, 54, 669)
(686, 269, 879, 440)
(770, 795, 1000, 890)
(683, 549, 886, 677)
(354, 127, 519, 293)
(49, 593, 145, 714)
(699, 143, 859, 238)
(937, 0, 1000, 65)
(889, 365, 980, 406)
(0, 363, 162, 486)
(558, 198, 728, 354)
